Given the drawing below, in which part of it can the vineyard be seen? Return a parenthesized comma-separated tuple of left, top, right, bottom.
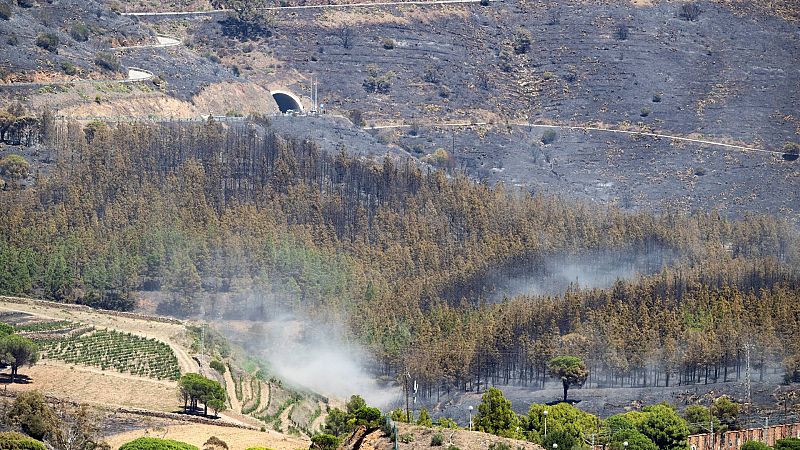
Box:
(1, 317, 183, 382)
(40, 329, 181, 381)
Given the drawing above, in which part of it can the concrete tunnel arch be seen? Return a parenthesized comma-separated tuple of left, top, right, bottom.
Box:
(271, 90, 304, 113)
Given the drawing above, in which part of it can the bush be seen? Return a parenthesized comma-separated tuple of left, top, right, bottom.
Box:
(740, 442, 771, 450)
(652, 93, 662, 102)
(7, 33, 18, 45)
(0, 432, 47, 450)
(69, 22, 90, 42)
(430, 433, 444, 446)
(363, 65, 394, 94)
(541, 129, 557, 144)
(513, 27, 532, 54)
(487, 443, 511, 450)
(119, 438, 198, 450)
(94, 52, 120, 72)
(5, 392, 57, 441)
(640, 107, 651, 117)
(382, 38, 395, 49)
(210, 359, 226, 374)
(480, 0, 489, 5)
(679, 3, 701, 21)
(310, 434, 339, 450)
(35, 33, 59, 52)
(775, 438, 800, 450)
(614, 24, 629, 40)
(542, 71, 554, 80)
(399, 434, 414, 443)
(16, 0, 34, 7)
(60, 61, 77, 76)
(0, 154, 30, 180)
(0, 2, 11, 20)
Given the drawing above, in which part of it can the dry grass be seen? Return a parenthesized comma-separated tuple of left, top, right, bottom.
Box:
(2, 361, 179, 412)
(105, 423, 309, 450)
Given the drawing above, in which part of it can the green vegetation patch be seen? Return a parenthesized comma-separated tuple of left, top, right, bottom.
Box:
(40, 329, 180, 380)
(119, 438, 198, 450)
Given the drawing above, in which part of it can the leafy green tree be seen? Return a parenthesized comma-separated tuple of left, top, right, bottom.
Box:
(638, 405, 689, 450)
(740, 441, 772, 450)
(178, 373, 226, 417)
(322, 408, 350, 436)
(417, 408, 433, 427)
(527, 403, 601, 444)
(548, 356, 588, 402)
(604, 412, 648, 434)
(345, 395, 367, 414)
(310, 434, 339, 450)
(775, 438, 800, 450)
(119, 437, 198, 450)
(0, 334, 39, 383)
(607, 429, 658, 450)
(542, 430, 577, 450)
(4, 391, 57, 441)
(711, 396, 740, 430)
(474, 387, 520, 437)
(683, 405, 720, 434)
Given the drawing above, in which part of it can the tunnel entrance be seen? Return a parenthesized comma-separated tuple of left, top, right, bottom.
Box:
(272, 91, 303, 113)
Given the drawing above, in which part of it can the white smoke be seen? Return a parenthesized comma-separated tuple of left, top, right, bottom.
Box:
(227, 313, 401, 409)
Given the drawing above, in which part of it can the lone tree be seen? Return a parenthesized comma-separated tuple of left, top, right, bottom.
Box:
(548, 356, 588, 402)
(178, 373, 227, 417)
(0, 334, 39, 383)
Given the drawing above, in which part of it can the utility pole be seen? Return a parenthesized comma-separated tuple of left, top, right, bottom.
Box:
(745, 343, 752, 405)
(405, 371, 411, 422)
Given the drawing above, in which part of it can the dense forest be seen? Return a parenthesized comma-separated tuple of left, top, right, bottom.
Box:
(1, 119, 798, 397)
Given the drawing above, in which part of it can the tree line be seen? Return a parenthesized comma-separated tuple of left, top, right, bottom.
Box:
(0, 119, 798, 396)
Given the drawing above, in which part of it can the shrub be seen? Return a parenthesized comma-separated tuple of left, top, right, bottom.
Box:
(775, 437, 800, 450)
(640, 107, 651, 117)
(513, 27, 532, 54)
(562, 70, 577, 83)
(423, 65, 441, 84)
(399, 434, 414, 443)
(541, 129, 557, 144)
(479, 0, 489, 5)
(16, 0, 34, 7)
(417, 408, 433, 427)
(543, 71, 554, 80)
(652, 93, 662, 102)
(0, 154, 30, 180)
(7, 33, 18, 45)
(69, 22, 89, 42)
(0, 432, 47, 450)
(310, 434, 339, 450)
(119, 438, 198, 450)
(679, 3, 701, 21)
(5, 392, 57, 441)
(430, 433, 444, 446)
(614, 24, 629, 40)
(0, 2, 11, 20)
(210, 359, 226, 374)
(740, 442, 771, 450)
(382, 38, 395, 49)
(35, 33, 59, 52)
(94, 52, 120, 72)
(363, 65, 394, 94)
(487, 443, 511, 450)
(60, 61, 77, 76)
